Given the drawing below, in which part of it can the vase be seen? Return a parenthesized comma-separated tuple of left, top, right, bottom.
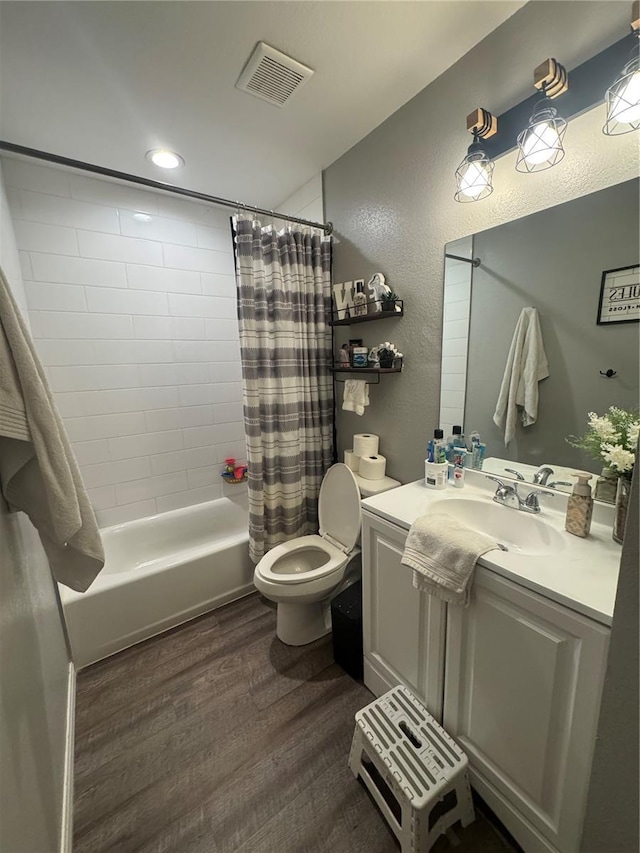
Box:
(613, 475, 631, 545)
(379, 355, 394, 368)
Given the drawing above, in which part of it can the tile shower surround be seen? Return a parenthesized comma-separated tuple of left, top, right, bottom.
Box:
(3, 158, 247, 526)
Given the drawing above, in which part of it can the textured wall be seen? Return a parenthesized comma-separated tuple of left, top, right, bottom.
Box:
(3, 158, 246, 526)
(0, 164, 71, 853)
(324, 0, 639, 485)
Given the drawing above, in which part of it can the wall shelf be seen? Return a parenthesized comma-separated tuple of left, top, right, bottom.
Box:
(330, 365, 403, 384)
(329, 366, 402, 374)
(330, 299, 403, 326)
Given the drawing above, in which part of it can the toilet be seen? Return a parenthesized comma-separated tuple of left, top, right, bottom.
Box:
(254, 463, 398, 646)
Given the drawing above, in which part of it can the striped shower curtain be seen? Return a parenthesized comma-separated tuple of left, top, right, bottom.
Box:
(233, 217, 333, 563)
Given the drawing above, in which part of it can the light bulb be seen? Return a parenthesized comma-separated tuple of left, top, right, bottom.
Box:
(522, 121, 561, 166)
(146, 149, 184, 169)
(458, 161, 490, 199)
(609, 69, 640, 125)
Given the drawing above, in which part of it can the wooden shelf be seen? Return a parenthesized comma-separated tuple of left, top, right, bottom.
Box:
(329, 366, 402, 374)
(330, 300, 403, 326)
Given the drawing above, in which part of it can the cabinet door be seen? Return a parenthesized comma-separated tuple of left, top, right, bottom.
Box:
(444, 569, 610, 853)
(362, 512, 446, 719)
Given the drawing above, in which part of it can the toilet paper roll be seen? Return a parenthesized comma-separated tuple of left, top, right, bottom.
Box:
(344, 450, 360, 473)
(359, 454, 387, 481)
(353, 433, 379, 458)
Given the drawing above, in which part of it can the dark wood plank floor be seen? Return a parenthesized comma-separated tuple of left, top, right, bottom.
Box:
(74, 593, 518, 853)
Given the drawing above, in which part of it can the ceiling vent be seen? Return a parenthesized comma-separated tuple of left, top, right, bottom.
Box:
(236, 42, 313, 108)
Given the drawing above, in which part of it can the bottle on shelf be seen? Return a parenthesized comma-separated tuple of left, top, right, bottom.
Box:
(353, 281, 368, 317)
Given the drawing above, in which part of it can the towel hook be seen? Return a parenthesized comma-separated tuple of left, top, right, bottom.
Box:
(599, 369, 617, 378)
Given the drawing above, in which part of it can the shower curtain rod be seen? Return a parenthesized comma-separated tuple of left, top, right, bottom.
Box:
(0, 140, 333, 235)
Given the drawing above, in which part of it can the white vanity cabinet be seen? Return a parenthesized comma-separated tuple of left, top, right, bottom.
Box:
(444, 569, 610, 853)
(361, 512, 447, 718)
(361, 507, 611, 853)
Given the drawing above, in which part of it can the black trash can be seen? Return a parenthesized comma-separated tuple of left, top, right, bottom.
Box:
(331, 580, 363, 680)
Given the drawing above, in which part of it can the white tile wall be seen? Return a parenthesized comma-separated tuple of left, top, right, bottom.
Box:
(3, 158, 246, 526)
(439, 236, 473, 438)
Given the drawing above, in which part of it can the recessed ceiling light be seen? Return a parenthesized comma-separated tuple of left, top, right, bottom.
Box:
(146, 149, 184, 169)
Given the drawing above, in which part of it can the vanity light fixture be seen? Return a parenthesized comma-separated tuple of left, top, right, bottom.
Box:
(454, 108, 498, 203)
(516, 59, 568, 173)
(603, 1, 640, 135)
(146, 149, 184, 169)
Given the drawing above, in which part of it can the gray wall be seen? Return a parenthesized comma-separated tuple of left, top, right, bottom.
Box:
(0, 162, 72, 852)
(324, 0, 638, 485)
(465, 179, 639, 471)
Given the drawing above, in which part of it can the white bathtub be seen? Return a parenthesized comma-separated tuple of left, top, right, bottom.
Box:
(59, 496, 254, 668)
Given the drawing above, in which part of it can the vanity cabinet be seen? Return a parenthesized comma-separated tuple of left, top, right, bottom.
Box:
(444, 570, 609, 853)
(361, 509, 611, 853)
(361, 512, 446, 719)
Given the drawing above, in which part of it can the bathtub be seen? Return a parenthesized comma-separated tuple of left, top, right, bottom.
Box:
(59, 496, 254, 668)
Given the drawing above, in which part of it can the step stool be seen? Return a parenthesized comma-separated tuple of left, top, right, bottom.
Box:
(349, 685, 475, 853)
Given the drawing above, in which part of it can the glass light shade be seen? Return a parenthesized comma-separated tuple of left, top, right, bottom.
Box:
(454, 145, 494, 203)
(516, 101, 567, 173)
(604, 54, 640, 135)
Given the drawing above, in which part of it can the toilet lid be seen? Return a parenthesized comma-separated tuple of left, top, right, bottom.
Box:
(318, 463, 362, 552)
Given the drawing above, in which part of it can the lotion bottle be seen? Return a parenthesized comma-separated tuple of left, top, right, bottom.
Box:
(565, 473, 593, 538)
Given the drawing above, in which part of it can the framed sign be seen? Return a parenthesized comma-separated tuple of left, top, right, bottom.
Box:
(597, 264, 640, 325)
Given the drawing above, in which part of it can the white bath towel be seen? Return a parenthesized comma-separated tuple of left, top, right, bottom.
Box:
(493, 307, 549, 446)
(0, 266, 104, 592)
(342, 380, 370, 416)
(401, 513, 498, 605)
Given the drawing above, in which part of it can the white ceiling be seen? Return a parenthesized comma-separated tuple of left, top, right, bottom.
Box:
(0, 1, 524, 208)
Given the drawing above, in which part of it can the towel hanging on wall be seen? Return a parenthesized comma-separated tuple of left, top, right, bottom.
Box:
(493, 306, 549, 446)
(0, 266, 104, 592)
(342, 380, 370, 416)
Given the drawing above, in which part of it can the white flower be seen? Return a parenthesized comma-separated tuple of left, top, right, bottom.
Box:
(602, 443, 635, 474)
(628, 421, 640, 449)
(588, 412, 618, 442)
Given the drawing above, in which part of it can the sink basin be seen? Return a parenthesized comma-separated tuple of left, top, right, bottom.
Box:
(429, 498, 566, 556)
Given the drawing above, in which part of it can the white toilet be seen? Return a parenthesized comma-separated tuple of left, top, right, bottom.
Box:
(254, 463, 395, 647)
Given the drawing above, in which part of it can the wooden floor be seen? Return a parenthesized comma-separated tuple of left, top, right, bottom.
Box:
(74, 593, 518, 853)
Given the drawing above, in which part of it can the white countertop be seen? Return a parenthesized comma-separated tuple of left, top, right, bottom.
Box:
(361, 470, 622, 627)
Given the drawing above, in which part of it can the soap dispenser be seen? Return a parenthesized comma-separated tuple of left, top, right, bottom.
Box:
(565, 472, 593, 538)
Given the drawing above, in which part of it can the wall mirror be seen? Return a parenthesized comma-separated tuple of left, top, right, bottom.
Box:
(440, 178, 639, 496)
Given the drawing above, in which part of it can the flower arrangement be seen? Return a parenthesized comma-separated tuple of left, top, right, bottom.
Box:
(567, 407, 638, 478)
(376, 341, 403, 368)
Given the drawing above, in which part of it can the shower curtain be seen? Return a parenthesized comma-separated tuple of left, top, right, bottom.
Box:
(233, 217, 333, 563)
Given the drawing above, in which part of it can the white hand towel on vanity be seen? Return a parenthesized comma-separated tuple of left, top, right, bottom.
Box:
(401, 513, 498, 605)
(0, 266, 104, 592)
(493, 306, 549, 446)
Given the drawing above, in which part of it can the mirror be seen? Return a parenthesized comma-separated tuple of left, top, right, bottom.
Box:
(440, 179, 639, 494)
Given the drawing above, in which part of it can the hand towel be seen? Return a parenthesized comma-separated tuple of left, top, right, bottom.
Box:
(342, 380, 369, 416)
(0, 266, 104, 592)
(493, 307, 549, 446)
(401, 513, 498, 605)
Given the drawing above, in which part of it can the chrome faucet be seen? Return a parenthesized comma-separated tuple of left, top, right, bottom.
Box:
(504, 467, 526, 481)
(485, 476, 554, 514)
(548, 480, 572, 490)
(533, 466, 554, 485)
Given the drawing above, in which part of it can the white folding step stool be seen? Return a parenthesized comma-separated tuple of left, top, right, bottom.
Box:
(349, 685, 475, 853)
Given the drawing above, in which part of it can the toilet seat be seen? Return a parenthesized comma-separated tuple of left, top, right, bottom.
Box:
(255, 534, 346, 584)
(254, 464, 362, 586)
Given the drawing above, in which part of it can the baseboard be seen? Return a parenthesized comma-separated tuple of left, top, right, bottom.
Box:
(60, 662, 76, 853)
